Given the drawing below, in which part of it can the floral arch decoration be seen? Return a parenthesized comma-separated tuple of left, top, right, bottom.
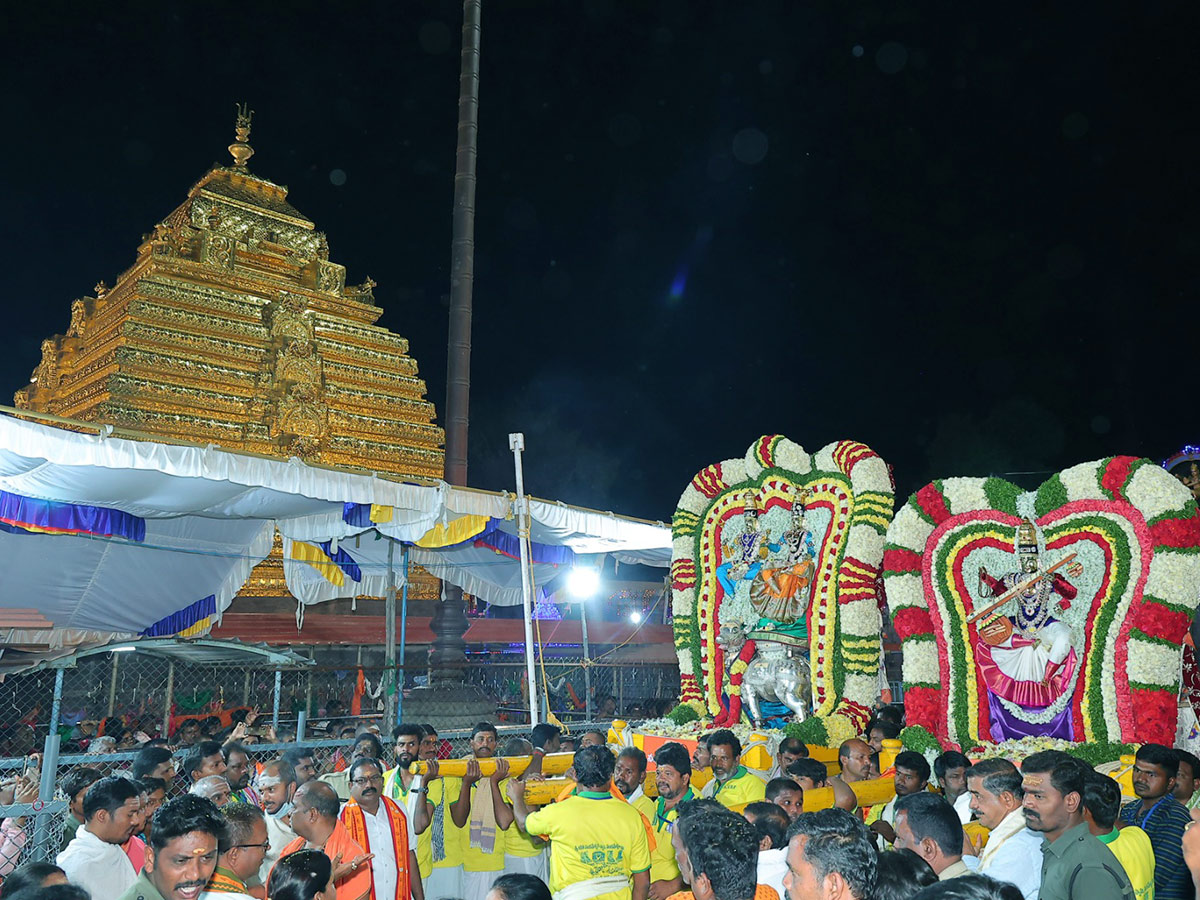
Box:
(883, 457, 1200, 749)
(671, 435, 894, 743)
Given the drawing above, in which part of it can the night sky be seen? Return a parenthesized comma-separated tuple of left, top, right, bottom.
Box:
(3, 1, 1196, 523)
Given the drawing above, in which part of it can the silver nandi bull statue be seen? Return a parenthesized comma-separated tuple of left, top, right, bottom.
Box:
(718, 623, 812, 727)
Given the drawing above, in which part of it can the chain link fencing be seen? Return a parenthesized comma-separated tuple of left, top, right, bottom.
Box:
(0, 720, 622, 876)
(0, 638, 680, 875)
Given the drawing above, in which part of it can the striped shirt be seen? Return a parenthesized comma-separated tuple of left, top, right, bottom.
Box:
(1120, 796, 1194, 900)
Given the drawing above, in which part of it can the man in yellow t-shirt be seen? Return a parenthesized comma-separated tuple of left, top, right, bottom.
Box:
(646, 742, 694, 900)
(410, 727, 467, 900)
(450, 723, 512, 900)
(1083, 772, 1155, 900)
(509, 745, 650, 900)
(707, 730, 766, 810)
(501, 734, 551, 882)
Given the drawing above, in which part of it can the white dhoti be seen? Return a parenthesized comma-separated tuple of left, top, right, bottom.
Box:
(506, 850, 549, 881)
(464, 869, 501, 900)
(426, 865, 465, 900)
(552, 876, 632, 900)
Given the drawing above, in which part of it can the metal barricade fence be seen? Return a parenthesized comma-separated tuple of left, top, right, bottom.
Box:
(0, 638, 680, 873)
(0, 720, 628, 871)
(0, 647, 680, 750)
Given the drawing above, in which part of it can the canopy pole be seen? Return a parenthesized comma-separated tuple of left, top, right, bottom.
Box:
(581, 600, 592, 722)
(398, 544, 410, 726)
(508, 432, 539, 727)
(305, 668, 313, 725)
(161, 661, 175, 739)
(106, 652, 120, 718)
(385, 539, 397, 735)
(32, 731, 60, 861)
(49, 668, 64, 739)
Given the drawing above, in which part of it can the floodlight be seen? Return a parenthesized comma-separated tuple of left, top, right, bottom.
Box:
(567, 567, 600, 598)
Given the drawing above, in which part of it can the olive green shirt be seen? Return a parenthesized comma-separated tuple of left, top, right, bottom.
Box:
(59, 813, 81, 854)
(117, 871, 170, 900)
(1039, 822, 1136, 900)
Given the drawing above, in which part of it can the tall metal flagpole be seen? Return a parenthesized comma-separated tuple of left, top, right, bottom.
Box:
(430, 0, 483, 684)
(445, 0, 481, 482)
(509, 432, 539, 726)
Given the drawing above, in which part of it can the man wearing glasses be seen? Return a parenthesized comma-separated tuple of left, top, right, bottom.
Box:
(199, 804, 268, 900)
(341, 757, 425, 900)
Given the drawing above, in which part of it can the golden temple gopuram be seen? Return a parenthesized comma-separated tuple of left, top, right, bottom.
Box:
(14, 107, 443, 603)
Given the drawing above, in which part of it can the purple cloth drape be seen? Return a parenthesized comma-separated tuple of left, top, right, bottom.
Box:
(987, 692, 1075, 741)
(140, 595, 217, 637)
(0, 489, 145, 542)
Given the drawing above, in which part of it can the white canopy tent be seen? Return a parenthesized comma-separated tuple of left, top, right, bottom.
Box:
(0, 411, 671, 640)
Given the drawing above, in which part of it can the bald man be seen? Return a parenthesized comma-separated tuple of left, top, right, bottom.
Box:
(275, 781, 374, 900)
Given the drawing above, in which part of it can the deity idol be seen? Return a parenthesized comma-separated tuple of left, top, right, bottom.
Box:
(716, 491, 769, 598)
(972, 519, 1085, 738)
(749, 489, 817, 628)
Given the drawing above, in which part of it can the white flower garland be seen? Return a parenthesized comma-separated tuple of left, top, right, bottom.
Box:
(942, 478, 991, 515)
(888, 504, 932, 555)
(1127, 638, 1183, 686)
(1147, 551, 1200, 608)
(1126, 463, 1191, 522)
(1060, 462, 1104, 502)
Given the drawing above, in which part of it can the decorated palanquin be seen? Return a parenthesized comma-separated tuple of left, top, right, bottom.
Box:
(884, 456, 1200, 749)
(671, 435, 895, 745)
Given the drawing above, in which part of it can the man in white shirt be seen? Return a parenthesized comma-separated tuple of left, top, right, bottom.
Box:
(57, 775, 141, 897)
(965, 758, 1042, 900)
(745, 801, 790, 899)
(935, 751, 974, 825)
(340, 757, 423, 900)
(256, 758, 300, 887)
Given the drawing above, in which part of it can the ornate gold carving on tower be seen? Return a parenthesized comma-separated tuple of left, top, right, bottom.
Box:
(68, 300, 89, 339)
(15, 113, 445, 603)
(262, 292, 329, 459)
(34, 339, 62, 398)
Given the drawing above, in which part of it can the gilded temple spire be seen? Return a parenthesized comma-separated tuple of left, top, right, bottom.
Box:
(228, 102, 254, 171)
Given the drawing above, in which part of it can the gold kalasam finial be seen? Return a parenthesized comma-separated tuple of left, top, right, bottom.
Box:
(228, 102, 255, 171)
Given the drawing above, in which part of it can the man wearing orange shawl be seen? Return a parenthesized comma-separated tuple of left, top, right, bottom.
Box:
(340, 758, 423, 900)
(275, 782, 373, 900)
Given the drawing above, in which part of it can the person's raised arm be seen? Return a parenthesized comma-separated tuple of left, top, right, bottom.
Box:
(506, 776, 532, 832)
(450, 759, 480, 828)
(411, 760, 436, 834)
(491, 759, 513, 829)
